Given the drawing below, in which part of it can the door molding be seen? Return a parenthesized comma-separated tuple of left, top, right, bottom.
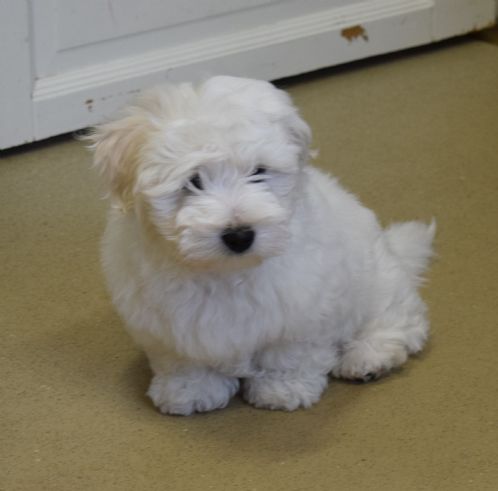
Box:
(33, 0, 435, 102)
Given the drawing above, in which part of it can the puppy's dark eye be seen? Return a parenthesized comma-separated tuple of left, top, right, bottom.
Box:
(189, 173, 203, 190)
(252, 167, 266, 176)
(250, 167, 267, 183)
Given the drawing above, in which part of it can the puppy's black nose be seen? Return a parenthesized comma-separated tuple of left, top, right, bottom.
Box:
(221, 227, 255, 254)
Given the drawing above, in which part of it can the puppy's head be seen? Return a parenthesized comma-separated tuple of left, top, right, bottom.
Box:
(88, 76, 311, 271)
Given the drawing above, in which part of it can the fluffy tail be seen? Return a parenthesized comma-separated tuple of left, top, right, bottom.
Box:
(384, 219, 436, 280)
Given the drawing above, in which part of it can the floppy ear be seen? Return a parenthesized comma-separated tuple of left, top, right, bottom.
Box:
(263, 86, 312, 164)
(85, 112, 151, 210)
(282, 104, 312, 162)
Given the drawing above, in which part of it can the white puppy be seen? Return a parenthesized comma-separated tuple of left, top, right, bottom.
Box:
(88, 76, 435, 415)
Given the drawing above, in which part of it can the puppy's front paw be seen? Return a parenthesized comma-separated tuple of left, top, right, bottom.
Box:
(147, 370, 239, 416)
(332, 339, 408, 382)
(243, 374, 327, 411)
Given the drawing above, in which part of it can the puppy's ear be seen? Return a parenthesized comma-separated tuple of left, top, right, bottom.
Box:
(282, 105, 312, 162)
(85, 112, 151, 210)
(266, 87, 312, 164)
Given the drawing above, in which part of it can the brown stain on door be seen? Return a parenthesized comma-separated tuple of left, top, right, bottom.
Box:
(341, 25, 369, 42)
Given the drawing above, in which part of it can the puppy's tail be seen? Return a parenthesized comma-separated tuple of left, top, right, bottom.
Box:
(384, 219, 436, 281)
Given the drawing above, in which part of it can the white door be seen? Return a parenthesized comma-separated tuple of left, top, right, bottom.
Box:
(1, 0, 495, 149)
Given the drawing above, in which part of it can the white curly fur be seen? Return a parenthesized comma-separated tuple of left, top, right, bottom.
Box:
(88, 76, 435, 415)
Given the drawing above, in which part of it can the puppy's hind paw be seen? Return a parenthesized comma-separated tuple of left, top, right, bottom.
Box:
(332, 339, 408, 382)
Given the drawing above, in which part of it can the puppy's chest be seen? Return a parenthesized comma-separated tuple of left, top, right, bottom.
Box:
(163, 275, 283, 361)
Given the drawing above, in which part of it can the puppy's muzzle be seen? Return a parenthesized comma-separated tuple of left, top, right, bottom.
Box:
(221, 227, 255, 254)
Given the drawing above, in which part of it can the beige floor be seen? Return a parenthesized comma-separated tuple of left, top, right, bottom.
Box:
(1, 31, 498, 491)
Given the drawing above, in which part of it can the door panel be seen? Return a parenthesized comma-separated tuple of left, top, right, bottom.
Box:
(56, 0, 278, 49)
(1, 0, 495, 149)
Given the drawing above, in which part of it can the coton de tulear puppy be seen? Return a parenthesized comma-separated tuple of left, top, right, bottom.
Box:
(88, 76, 435, 415)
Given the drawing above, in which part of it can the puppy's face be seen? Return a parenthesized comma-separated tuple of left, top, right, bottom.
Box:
(89, 76, 311, 271)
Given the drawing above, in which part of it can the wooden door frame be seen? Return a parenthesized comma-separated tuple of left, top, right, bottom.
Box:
(0, 0, 33, 149)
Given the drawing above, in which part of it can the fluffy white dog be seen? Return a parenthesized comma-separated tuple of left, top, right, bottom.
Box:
(88, 76, 435, 415)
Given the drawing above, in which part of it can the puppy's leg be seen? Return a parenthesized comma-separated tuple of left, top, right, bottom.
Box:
(145, 348, 239, 415)
(332, 305, 429, 382)
(333, 230, 433, 383)
(244, 342, 336, 411)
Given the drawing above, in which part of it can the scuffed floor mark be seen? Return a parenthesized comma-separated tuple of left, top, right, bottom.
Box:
(85, 99, 94, 112)
(341, 25, 369, 42)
